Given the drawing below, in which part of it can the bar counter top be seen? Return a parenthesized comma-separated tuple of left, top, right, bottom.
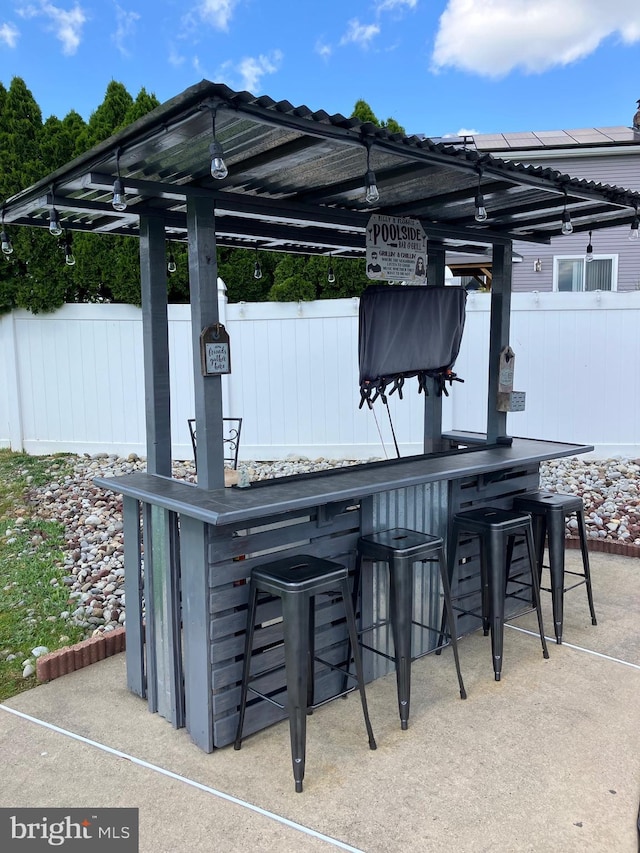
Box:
(94, 438, 592, 527)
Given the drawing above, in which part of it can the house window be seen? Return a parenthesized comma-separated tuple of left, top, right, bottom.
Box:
(554, 255, 617, 292)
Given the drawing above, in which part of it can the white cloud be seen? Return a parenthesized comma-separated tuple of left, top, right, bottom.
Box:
(197, 0, 238, 31)
(17, 1, 87, 56)
(315, 39, 332, 60)
(112, 4, 140, 57)
(432, 0, 640, 77)
(375, 0, 418, 14)
(210, 50, 282, 92)
(340, 18, 380, 49)
(168, 45, 185, 67)
(0, 23, 19, 47)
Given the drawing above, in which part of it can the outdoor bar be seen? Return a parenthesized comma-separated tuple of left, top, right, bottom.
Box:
(3, 81, 637, 756)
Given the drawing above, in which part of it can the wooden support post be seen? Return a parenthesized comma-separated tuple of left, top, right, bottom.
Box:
(187, 197, 225, 491)
(424, 241, 446, 453)
(139, 215, 172, 477)
(486, 242, 513, 443)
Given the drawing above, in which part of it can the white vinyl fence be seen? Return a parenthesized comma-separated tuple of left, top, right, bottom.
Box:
(2, 288, 640, 460)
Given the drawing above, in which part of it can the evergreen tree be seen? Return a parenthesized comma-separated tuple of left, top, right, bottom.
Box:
(1, 78, 43, 197)
(352, 99, 379, 125)
(124, 87, 160, 125)
(77, 80, 134, 149)
(351, 98, 405, 134)
(39, 113, 87, 173)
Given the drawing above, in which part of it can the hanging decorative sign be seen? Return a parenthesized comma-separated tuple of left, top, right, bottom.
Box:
(200, 323, 231, 376)
(498, 346, 515, 392)
(365, 214, 427, 282)
(496, 345, 526, 412)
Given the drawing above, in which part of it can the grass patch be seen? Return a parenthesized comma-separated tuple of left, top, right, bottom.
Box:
(0, 450, 88, 701)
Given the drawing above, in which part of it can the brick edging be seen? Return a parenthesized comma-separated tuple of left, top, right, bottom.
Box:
(36, 627, 126, 682)
(565, 535, 640, 557)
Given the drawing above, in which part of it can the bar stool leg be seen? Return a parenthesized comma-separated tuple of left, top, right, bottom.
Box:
(307, 597, 316, 712)
(281, 591, 311, 793)
(437, 521, 460, 651)
(234, 579, 259, 751)
(487, 530, 507, 681)
(546, 508, 567, 644)
(436, 547, 467, 699)
(576, 509, 598, 625)
(388, 556, 413, 730)
(339, 578, 377, 751)
(524, 522, 550, 662)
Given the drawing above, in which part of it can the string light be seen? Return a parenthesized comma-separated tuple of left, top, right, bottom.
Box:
(561, 191, 573, 235)
(629, 206, 639, 241)
(364, 142, 379, 204)
(253, 244, 262, 279)
(63, 232, 75, 266)
(585, 231, 593, 262)
(327, 254, 335, 283)
(474, 167, 487, 222)
(49, 193, 63, 237)
(209, 108, 228, 179)
(112, 149, 127, 212)
(1, 210, 13, 255)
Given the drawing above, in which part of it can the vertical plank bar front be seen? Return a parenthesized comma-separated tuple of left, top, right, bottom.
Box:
(123, 495, 145, 697)
(179, 513, 214, 752)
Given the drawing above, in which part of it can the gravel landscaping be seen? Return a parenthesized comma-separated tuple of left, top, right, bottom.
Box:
(4, 452, 639, 637)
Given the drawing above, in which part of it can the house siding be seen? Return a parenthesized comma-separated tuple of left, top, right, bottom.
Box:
(491, 147, 640, 293)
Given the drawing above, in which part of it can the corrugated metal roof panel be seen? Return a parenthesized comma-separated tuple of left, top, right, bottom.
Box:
(3, 80, 640, 252)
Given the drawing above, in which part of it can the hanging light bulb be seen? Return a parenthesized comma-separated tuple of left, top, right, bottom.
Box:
(364, 143, 379, 204)
(1, 226, 13, 255)
(365, 169, 379, 204)
(0, 210, 12, 255)
(561, 192, 573, 235)
(474, 191, 487, 222)
(209, 108, 228, 179)
(253, 244, 262, 279)
(629, 208, 639, 241)
(112, 177, 127, 212)
(111, 149, 127, 211)
(585, 231, 594, 262)
(327, 254, 336, 284)
(474, 168, 488, 222)
(49, 206, 63, 236)
(63, 234, 75, 267)
(167, 252, 177, 274)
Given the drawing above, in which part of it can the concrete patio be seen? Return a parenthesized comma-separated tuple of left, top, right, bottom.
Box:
(1, 549, 638, 853)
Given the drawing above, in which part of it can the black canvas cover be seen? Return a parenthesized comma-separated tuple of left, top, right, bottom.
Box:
(358, 284, 467, 407)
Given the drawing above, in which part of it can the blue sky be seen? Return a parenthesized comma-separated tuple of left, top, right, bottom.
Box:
(1, 0, 639, 138)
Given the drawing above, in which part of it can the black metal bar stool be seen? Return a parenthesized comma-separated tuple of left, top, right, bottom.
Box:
(512, 491, 597, 644)
(442, 507, 550, 681)
(233, 554, 377, 793)
(353, 528, 466, 731)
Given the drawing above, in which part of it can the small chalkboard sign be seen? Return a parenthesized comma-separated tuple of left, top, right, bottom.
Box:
(200, 324, 231, 376)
